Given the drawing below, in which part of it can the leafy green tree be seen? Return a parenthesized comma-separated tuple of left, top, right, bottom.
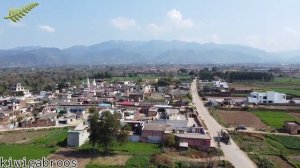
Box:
(88, 107, 99, 154)
(97, 111, 123, 154)
(117, 124, 131, 145)
(164, 134, 176, 147)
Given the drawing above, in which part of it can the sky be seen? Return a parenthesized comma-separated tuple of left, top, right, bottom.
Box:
(0, 0, 300, 51)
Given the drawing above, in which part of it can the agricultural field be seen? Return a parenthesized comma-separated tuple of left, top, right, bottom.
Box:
(0, 128, 68, 160)
(252, 111, 300, 129)
(82, 142, 161, 168)
(231, 132, 300, 168)
(231, 77, 300, 97)
(217, 111, 267, 129)
(81, 142, 232, 168)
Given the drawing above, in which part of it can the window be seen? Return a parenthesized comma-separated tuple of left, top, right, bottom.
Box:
(263, 96, 267, 99)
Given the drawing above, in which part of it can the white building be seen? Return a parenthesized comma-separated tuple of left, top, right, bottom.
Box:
(10, 83, 31, 98)
(213, 80, 229, 89)
(67, 124, 90, 147)
(248, 91, 289, 104)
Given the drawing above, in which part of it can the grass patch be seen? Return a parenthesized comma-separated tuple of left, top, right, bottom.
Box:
(232, 132, 300, 168)
(82, 142, 160, 167)
(33, 128, 68, 147)
(0, 144, 55, 160)
(116, 142, 160, 155)
(0, 128, 68, 161)
(232, 77, 300, 97)
(267, 135, 300, 150)
(252, 111, 299, 129)
(125, 155, 155, 168)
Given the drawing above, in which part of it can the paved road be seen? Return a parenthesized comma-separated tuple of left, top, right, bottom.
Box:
(191, 79, 256, 168)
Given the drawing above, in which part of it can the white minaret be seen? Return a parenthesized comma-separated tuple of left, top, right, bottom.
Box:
(92, 79, 96, 86)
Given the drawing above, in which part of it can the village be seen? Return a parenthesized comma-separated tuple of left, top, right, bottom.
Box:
(0, 66, 300, 168)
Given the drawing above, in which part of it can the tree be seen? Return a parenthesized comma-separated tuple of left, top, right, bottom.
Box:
(164, 134, 176, 147)
(98, 111, 122, 153)
(117, 124, 131, 145)
(88, 107, 99, 154)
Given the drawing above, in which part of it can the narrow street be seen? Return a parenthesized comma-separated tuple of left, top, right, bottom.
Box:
(191, 79, 257, 168)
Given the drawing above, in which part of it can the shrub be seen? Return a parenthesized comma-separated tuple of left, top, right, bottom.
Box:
(151, 154, 175, 168)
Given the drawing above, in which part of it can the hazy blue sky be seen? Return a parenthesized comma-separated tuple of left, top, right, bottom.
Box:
(0, 0, 300, 51)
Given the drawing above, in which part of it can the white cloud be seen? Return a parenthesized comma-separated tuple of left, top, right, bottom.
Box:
(284, 27, 300, 37)
(111, 17, 137, 31)
(167, 9, 194, 28)
(39, 25, 56, 33)
(147, 9, 194, 35)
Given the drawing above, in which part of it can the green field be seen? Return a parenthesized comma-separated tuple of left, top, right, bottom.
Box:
(0, 144, 55, 160)
(253, 111, 299, 129)
(0, 128, 68, 160)
(233, 77, 300, 97)
(267, 135, 300, 150)
(232, 133, 300, 168)
(84, 142, 160, 168)
(116, 142, 160, 155)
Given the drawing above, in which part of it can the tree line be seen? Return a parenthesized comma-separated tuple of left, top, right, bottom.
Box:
(198, 69, 274, 82)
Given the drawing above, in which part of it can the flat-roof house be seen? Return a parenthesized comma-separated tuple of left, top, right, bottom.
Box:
(67, 124, 90, 147)
(174, 133, 211, 149)
(141, 123, 172, 143)
(213, 80, 229, 89)
(248, 91, 288, 104)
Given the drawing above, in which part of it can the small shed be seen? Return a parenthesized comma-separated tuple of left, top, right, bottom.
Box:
(67, 124, 90, 147)
(285, 121, 300, 135)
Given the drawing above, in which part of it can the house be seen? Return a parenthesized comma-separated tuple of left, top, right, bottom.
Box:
(285, 121, 300, 135)
(213, 80, 229, 89)
(10, 83, 31, 98)
(141, 123, 172, 143)
(248, 91, 289, 104)
(67, 124, 90, 147)
(128, 92, 144, 102)
(174, 133, 211, 148)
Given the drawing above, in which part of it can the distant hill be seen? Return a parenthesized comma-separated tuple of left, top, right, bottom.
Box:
(0, 40, 299, 67)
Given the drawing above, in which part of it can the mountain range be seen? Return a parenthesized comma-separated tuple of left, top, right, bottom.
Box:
(0, 40, 300, 67)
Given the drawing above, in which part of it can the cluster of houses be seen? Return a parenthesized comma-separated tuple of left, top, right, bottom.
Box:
(0, 78, 213, 149)
(66, 78, 211, 148)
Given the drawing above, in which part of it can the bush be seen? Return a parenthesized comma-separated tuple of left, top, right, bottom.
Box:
(151, 154, 175, 168)
(257, 158, 273, 168)
(164, 134, 177, 147)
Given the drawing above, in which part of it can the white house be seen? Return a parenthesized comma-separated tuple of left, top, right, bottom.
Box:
(67, 124, 90, 147)
(10, 83, 31, 98)
(248, 91, 289, 104)
(213, 80, 229, 89)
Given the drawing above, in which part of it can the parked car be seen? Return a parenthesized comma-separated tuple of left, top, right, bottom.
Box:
(235, 125, 247, 130)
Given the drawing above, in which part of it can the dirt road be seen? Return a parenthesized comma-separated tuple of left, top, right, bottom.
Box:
(191, 79, 256, 168)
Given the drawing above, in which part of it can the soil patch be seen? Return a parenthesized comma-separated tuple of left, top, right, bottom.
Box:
(90, 155, 131, 166)
(290, 112, 300, 119)
(48, 148, 92, 168)
(0, 130, 52, 144)
(266, 155, 294, 168)
(218, 111, 267, 129)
